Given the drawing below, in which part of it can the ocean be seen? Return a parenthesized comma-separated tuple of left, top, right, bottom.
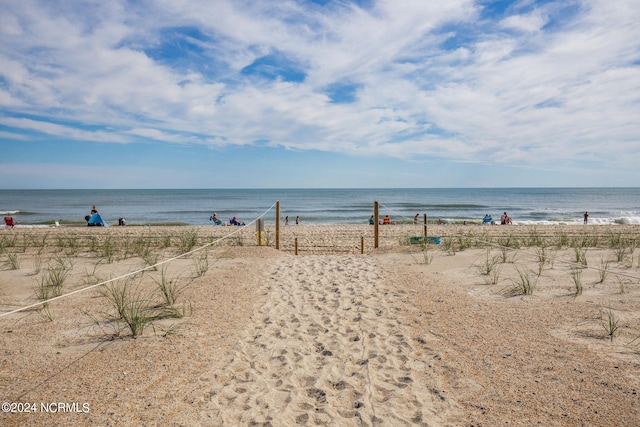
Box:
(1, 188, 640, 227)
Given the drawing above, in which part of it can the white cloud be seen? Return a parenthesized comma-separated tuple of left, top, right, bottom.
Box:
(0, 0, 638, 180)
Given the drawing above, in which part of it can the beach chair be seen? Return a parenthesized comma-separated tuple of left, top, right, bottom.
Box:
(4, 217, 16, 228)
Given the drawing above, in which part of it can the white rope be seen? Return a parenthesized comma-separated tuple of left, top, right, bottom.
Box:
(0, 202, 277, 319)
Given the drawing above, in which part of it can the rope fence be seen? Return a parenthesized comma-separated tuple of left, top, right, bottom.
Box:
(0, 202, 277, 319)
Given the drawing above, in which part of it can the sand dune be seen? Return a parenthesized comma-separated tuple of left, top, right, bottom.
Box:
(1, 225, 640, 426)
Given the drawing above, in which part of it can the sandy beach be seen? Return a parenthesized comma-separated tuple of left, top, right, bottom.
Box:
(1, 223, 640, 426)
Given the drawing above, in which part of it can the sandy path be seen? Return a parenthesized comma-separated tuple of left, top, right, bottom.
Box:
(199, 255, 456, 426)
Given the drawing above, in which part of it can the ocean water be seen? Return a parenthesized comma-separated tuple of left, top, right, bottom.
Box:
(1, 188, 640, 227)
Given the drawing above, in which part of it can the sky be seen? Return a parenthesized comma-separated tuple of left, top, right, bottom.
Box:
(0, 0, 639, 189)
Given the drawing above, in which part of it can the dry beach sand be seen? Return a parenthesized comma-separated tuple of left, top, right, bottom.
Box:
(1, 224, 640, 426)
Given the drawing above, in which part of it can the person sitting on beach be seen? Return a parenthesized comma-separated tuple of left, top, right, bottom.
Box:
(229, 216, 245, 226)
(369, 215, 375, 225)
(383, 215, 391, 225)
(86, 205, 102, 226)
(483, 214, 492, 225)
(118, 217, 126, 226)
(210, 212, 222, 225)
(501, 212, 512, 225)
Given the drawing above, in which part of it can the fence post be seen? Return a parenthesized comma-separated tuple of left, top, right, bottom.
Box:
(361, 236, 364, 254)
(374, 201, 379, 249)
(256, 218, 263, 245)
(424, 213, 427, 239)
(276, 200, 280, 250)
(295, 237, 298, 255)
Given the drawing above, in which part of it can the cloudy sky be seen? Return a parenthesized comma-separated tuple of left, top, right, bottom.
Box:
(0, 0, 638, 189)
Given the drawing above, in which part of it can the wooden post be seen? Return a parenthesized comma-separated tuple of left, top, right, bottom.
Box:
(295, 237, 298, 255)
(257, 218, 262, 246)
(361, 236, 364, 254)
(275, 200, 280, 250)
(374, 201, 379, 249)
(423, 213, 427, 239)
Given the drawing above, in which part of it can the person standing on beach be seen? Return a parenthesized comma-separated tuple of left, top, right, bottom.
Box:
(584, 211, 589, 224)
(285, 216, 289, 225)
(295, 216, 300, 224)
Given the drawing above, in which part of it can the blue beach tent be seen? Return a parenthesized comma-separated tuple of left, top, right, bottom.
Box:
(87, 213, 108, 227)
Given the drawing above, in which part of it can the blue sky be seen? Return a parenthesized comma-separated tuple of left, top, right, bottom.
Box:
(0, 0, 638, 189)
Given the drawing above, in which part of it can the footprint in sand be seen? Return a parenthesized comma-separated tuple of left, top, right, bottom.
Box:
(199, 255, 453, 426)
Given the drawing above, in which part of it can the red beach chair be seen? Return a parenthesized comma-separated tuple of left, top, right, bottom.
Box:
(4, 217, 16, 228)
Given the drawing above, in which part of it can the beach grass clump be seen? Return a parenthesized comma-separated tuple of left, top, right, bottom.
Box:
(498, 234, 520, 250)
(192, 251, 210, 276)
(36, 257, 73, 298)
(133, 236, 152, 258)
(102, 278, 156, 337)
(29, 232, 49, 255)
(101, 272, 190, 337)
(573, 234, 599, 248)
(600, 308, 621, 343)
(60, 235, 81, 256)
(0, 235, 17, 251)
(607, 232, 623, 249)
(83, 260, 105, 285)
(160, 233, 173, 249)
(409, 240, 435, 264)
(597, 258, 610, 284)
(570, 266, 584, 296)
(152, 266, 187, 306)
(456, 235, 472, 251)
(505, 266, 536, 296)
(119, 237, 134, 260)
(141, 251, 160, 270)
(5, 252, 20, 270)
(33, 255, 43, 275)
(475, 249, 502, 284)
(574, 247, 588, 267)
(477, 249, 498, 274)
(55, 235, 68, 250)
(613, 244, 628, 263)
(525, 228, 544, 248)
(534, 246, 552, 276)
(97, 236, 118, 263)
(497, 245, 516, 264)
(554, 231, 569, 249)
(441, 237, 456, 255)
(232, 234, 245, 247)
(177, 229, 199, 254)
(420, 241, 436, 265)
